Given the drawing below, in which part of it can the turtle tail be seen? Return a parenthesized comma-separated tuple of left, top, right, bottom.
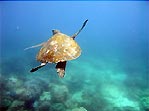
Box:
(71, 19, 88, 39)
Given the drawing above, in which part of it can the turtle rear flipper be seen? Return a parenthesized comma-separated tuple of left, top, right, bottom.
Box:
(56, 61, 67, 78)
(24, 42, 46, 50)
(30, 63, 47, 72)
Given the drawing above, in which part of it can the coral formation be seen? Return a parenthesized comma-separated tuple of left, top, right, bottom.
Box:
(50, 84, 69, 103)
(71, 107, 87, 111)
(39, 91, 51, 101)
(139, 92, 149, 111)
(0, 57, 148, 111)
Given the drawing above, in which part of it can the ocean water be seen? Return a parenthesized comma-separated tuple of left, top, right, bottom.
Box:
(0, 1, 149, 111)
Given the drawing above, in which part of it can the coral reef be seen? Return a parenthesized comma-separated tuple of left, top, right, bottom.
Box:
(139, 90, 149, 111)
(50, 84, 69, 103)
(37, 101, 51, 111)
(0, 60, 148, 111)
(39, 91, 51, 101)
(71, 107, 87, 111)
(140, 96, 149, 111)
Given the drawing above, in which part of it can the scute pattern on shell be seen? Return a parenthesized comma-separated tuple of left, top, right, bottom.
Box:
(36, 33, 81, 63)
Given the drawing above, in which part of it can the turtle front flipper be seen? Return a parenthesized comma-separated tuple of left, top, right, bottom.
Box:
(24, 42, 46, 50)
(71, 19, 88, 39)
(30, 63, 47, 72)
(55, 61, 67, 78)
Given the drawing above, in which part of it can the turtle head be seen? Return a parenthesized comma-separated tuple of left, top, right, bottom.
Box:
(52, 29, 60, 35)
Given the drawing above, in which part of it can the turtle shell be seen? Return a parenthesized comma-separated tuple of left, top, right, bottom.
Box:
(36, 33, 81, 63)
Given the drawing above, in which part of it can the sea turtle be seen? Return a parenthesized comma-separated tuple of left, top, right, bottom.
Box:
(25, 19, 88, 78)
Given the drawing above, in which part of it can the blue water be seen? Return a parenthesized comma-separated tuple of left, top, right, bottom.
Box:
(0, 1, 149, 111)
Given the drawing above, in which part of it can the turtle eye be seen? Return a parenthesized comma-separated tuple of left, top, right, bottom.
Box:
(52, 29, 60, 35)
(52, 30, 55, 34)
